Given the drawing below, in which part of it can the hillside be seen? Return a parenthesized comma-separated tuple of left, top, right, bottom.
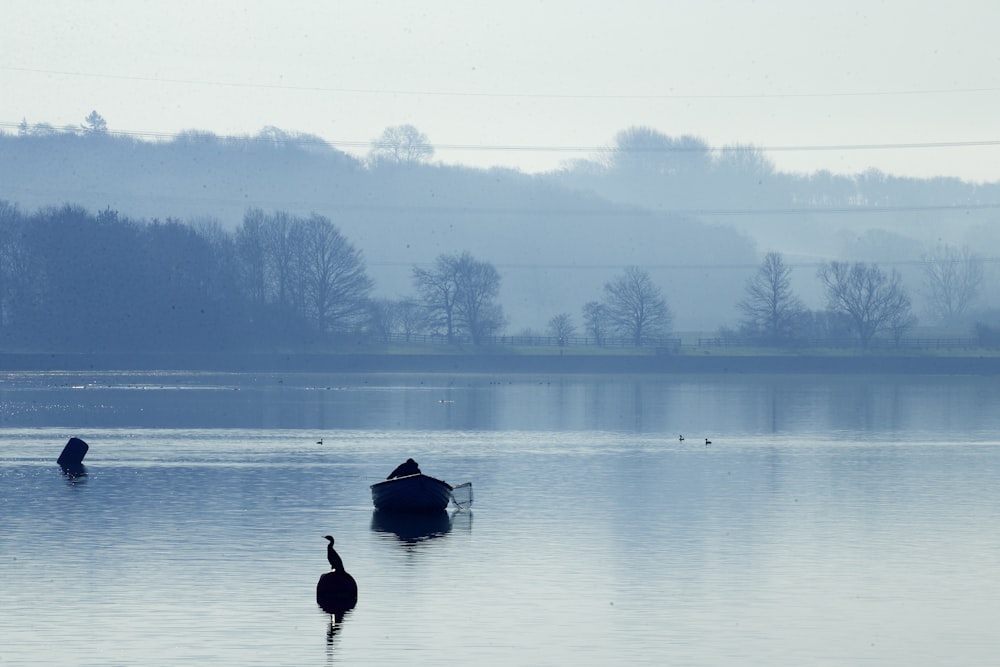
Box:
(2, 127, 999, 331)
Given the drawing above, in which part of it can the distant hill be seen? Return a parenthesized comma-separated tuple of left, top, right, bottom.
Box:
(3, 126, 999, 330)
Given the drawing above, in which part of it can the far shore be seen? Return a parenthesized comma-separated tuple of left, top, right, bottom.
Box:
(2, 351, 999, 375)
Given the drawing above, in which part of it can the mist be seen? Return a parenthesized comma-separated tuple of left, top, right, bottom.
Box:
(2, 123, 999, 342)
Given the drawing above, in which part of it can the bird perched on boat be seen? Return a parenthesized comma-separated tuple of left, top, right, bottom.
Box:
(324, 535, 345, 571)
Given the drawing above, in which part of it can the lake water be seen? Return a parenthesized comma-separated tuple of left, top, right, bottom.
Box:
(2, 371, 1000, 665)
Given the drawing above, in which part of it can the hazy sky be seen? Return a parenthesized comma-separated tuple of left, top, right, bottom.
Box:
(4, 1, 999, 182)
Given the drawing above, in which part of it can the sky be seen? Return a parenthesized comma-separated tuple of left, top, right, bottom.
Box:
(3, 0, 1000, 182)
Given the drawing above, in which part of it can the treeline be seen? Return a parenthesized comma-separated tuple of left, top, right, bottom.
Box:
(0, 203, 674, 352)
(0, 122, 765, 331)
(4, 118, 1000, 341)
(1, 201, 998, 354)
(0, 204, 381, 351)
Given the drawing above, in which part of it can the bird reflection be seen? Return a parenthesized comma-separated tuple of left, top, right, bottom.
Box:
(370, 509, 471, 545)
(323, 607, 352, 658)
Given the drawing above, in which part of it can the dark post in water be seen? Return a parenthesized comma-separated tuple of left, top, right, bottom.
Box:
(57, 437, 89, 467)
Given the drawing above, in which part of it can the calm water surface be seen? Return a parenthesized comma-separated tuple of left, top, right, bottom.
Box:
(2, 371, 1000, 665)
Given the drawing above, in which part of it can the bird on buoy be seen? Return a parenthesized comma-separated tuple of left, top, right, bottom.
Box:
(324, 535, 345, 571)
(317, 535, 358, 614)
(705, 438, 712, 446)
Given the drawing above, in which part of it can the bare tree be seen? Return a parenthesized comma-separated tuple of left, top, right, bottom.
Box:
(369, 125, 434, 165)
(603, 266, 672, 346)
(713, 143, 775, 177)
(608, 126, 711, 176)
(394, 297, 427, 342)
(921, 243, 983, 323)
(452, 253, 505, 344)
(367, 298, 398, 342)
(367, 297, 429, 342)
(547, 313, 576, 345)
(263, 210, 296, 311)
(738, 252, 805, 343)
(235, 209, 268, 306)
(818, 261, 913, 347)
(295, 214, 373, 334)
(413, 256, 461, 343)
(0, 201, 32, 332)
(582, 301, 609, 346)
(413, 251, 505, 344)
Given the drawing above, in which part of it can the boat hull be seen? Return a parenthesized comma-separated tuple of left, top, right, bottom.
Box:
(370, 473, 453, 513)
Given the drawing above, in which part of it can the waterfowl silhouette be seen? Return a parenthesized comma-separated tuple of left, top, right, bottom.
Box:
(705, 438, 712, 446)
(317, 536, 358, 614)
(678, 435, 684, 442)
(324, 535, 345, 571)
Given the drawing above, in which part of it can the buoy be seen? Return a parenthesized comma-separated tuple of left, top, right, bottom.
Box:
(57, 437, 89, 467)
(316, 536, 357, 614)
(316, 569, 358, 614)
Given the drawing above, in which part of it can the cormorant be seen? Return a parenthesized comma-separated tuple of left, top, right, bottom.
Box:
(678, 435, 684, 442)
(317, 536, 358, 613)
(705, 438, 712, 446)
(324, 535, 345, 571)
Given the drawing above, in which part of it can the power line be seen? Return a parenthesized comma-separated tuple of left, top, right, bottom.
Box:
(4, 65, 1000, 101)
(4, 185, 999, 217)
(375, 257, 1000, 272)
(3, 120, 1000, 156)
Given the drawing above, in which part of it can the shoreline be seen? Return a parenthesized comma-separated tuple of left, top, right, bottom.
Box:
(1, 352, 998, 375)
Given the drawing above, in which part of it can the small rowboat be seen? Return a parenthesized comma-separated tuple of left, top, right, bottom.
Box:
(370, 473, 472, 513)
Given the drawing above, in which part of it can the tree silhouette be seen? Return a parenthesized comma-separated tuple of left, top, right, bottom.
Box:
(819, 261, 913, 347)
(602, 267, 672, 346)
(369, 125, 433, 165)
(921, 243, 983, 324)
(582, 301, 609, 346)
(295, 214, 374, 334)
(547, 313, 576, 344)
(413, 252, 505, 344)
(738, 252, 805, 343)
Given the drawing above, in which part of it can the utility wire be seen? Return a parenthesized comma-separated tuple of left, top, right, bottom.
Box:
(3, 120, 1000, 155)
(4, 65, 1000, 100)
(375, 257, 1000, 272)
(4, 185, 999, 217)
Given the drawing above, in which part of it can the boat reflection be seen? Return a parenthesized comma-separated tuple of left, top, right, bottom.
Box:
(370, 509, 458, 543)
